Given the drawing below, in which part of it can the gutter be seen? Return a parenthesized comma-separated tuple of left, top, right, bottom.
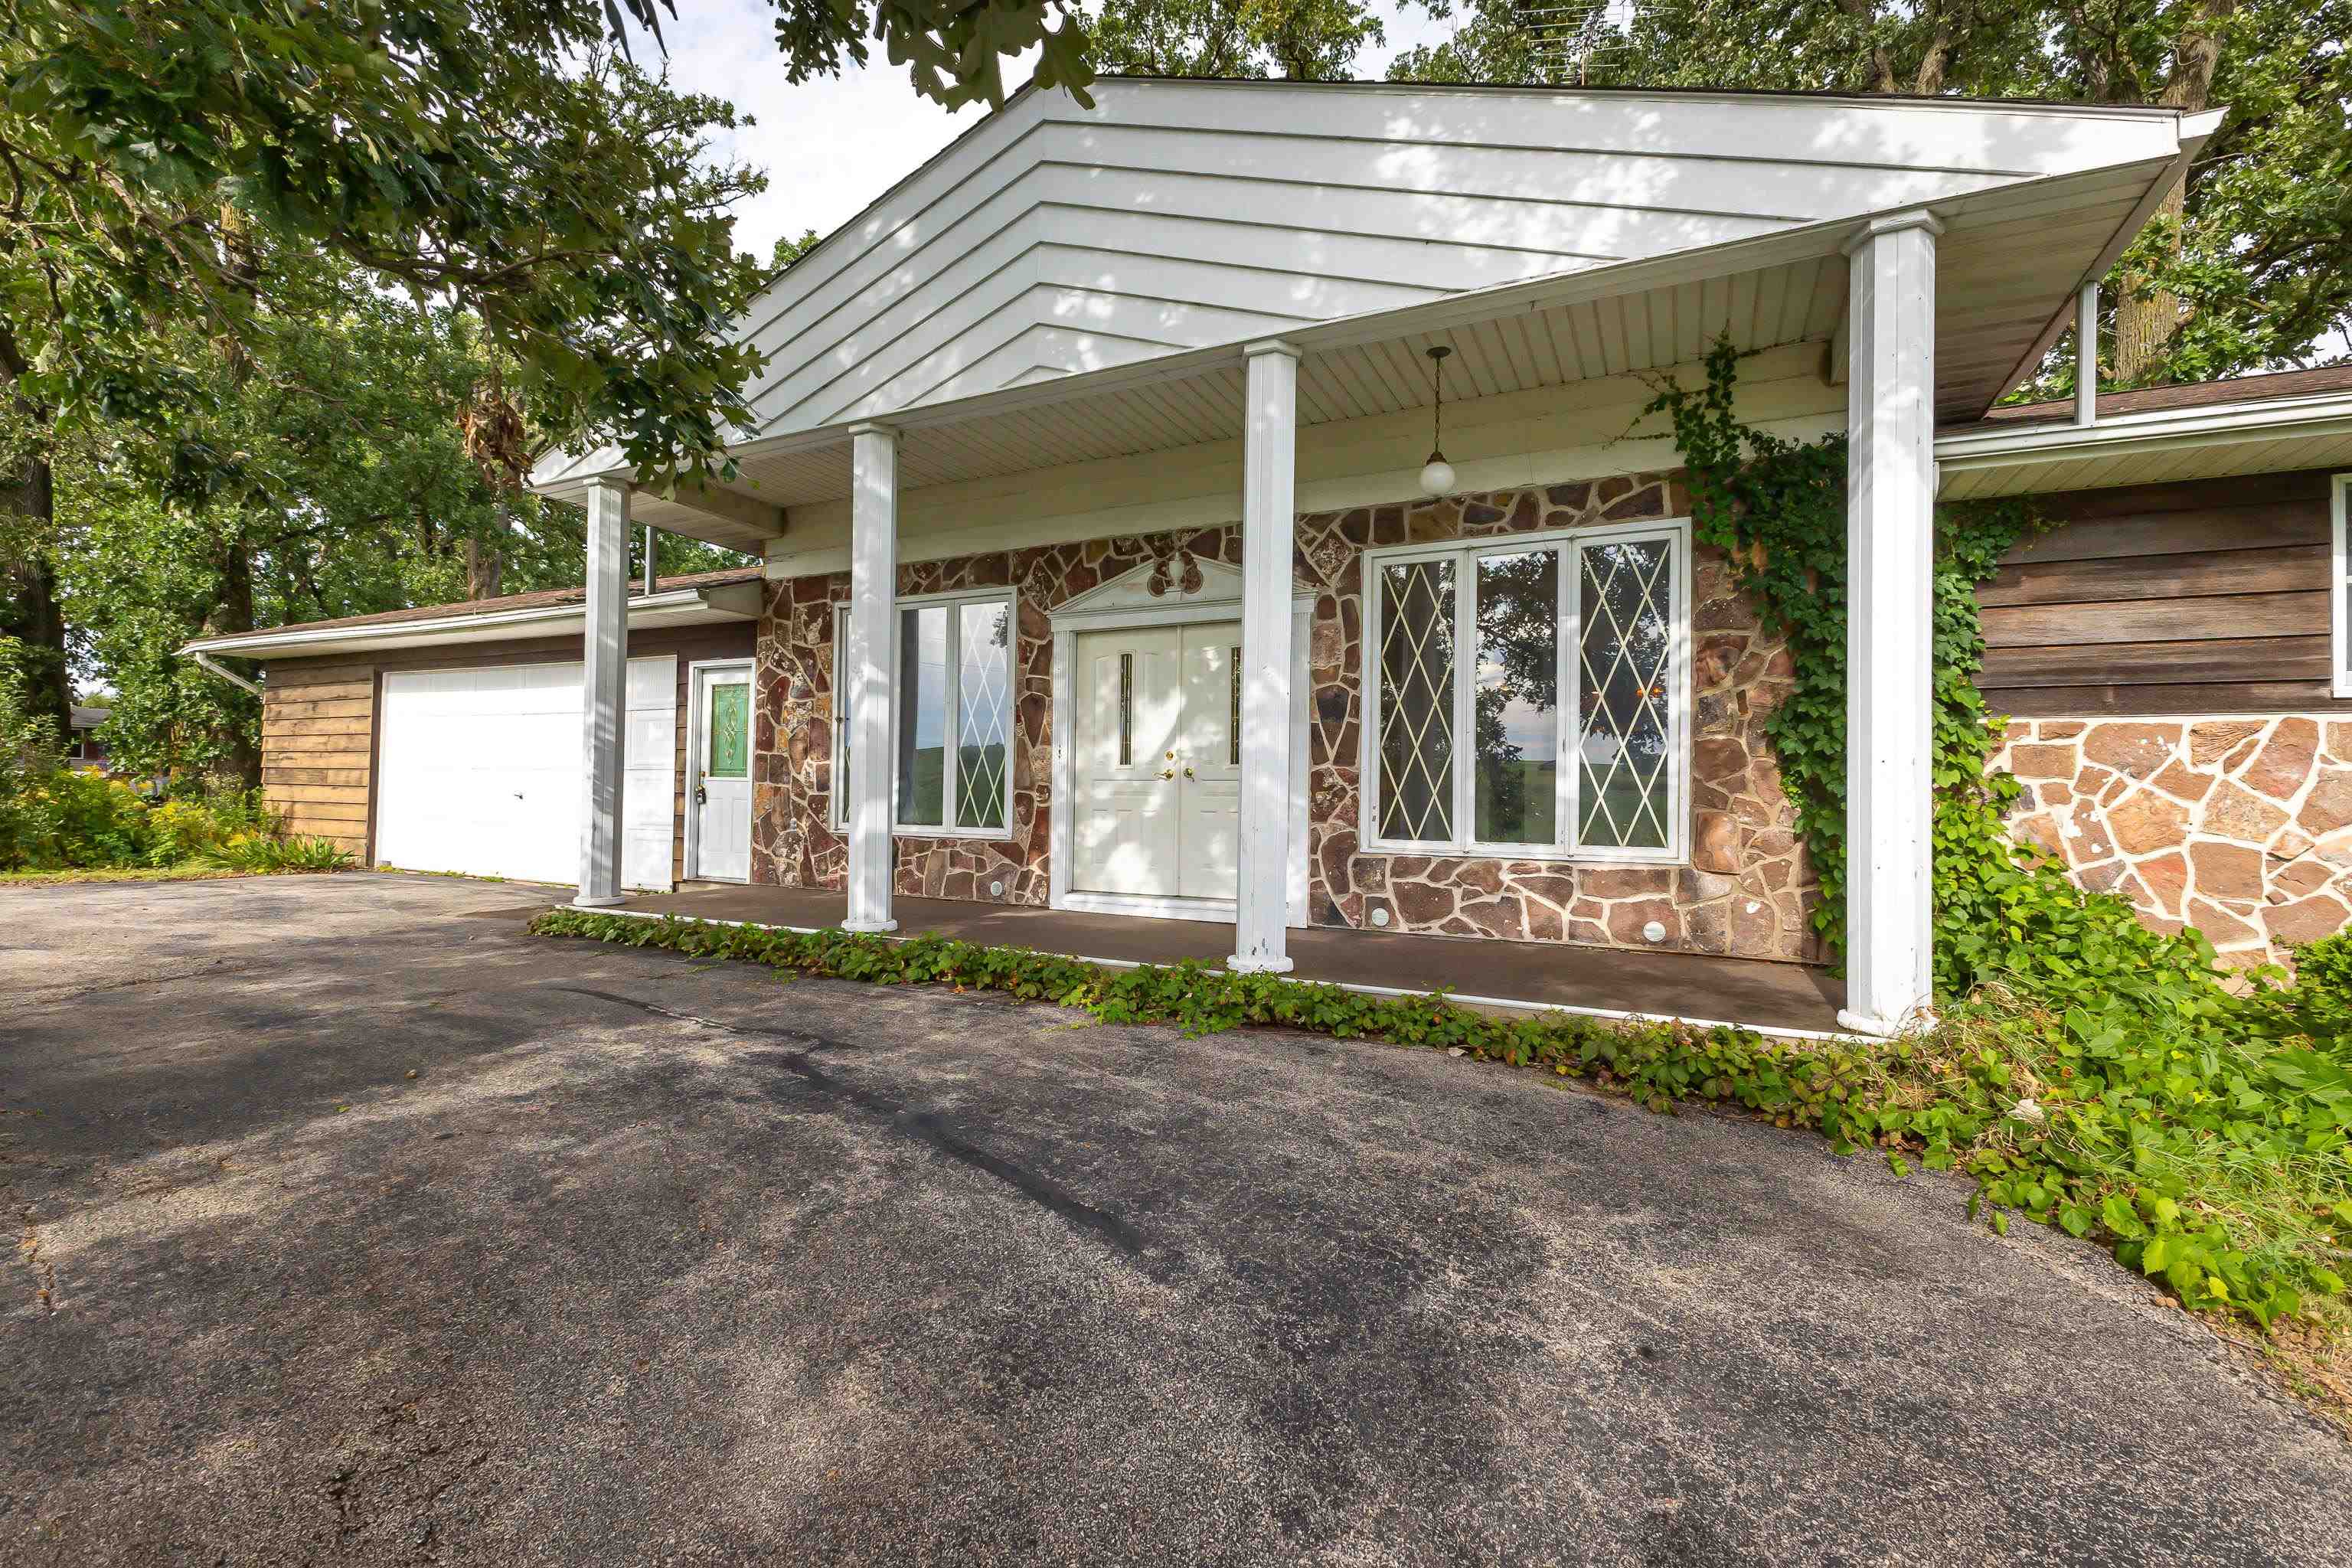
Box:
(1936, 387, 2352, 476)
(191, 649, 263, 696)
(178, 578, 765, 662)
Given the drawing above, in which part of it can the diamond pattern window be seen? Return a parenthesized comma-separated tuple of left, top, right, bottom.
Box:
(1364, 521, 1684, 861)
(832, 591, 1017, 836)
(884, 592, 1018, 834)
(1377, 558, 1457, 843)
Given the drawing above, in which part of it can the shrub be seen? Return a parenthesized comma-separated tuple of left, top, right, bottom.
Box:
(201, 834, 354, 873)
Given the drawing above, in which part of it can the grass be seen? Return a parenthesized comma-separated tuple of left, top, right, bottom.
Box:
(0, 864, 302, 887)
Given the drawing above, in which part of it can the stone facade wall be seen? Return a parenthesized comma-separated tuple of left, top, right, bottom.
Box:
(1998, 715, 2352, 969)
(748, 471, 1824, 964)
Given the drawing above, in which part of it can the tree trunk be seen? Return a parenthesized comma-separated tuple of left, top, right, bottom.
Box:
(0, 322, 70, 744)
(0, 465, 71, 745)
(204, 541, 263, 790)
(464, 534, 503, 599)
(2113, 0, 2233, 383)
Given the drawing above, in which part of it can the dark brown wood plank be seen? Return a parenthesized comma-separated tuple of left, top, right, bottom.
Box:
(2023, 469, 2332, 524)
(1981, 590, 2328, 648)
(1980, 634, 2334, 688)
(1999, 502, 2328, 565)
(1989, 681, 2352, 717)
(1979, 545, 2328, 607)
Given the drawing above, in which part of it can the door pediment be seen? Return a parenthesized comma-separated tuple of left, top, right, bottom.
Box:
(1051, 554, 1241, 623)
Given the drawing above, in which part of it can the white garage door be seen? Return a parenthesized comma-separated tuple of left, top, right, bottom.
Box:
(375, 657, 677, 890)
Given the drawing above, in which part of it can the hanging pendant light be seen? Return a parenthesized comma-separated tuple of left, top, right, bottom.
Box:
(1418, 345, 1455, 496)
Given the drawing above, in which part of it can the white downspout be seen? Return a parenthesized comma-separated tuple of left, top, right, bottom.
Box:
(191, 649, 263, 697)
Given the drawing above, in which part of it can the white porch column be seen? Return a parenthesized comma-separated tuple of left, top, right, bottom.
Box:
(574, 476, 631, 907)
(1232, 339, 1301, 974)
(1840, 211, 1942, 1036)
(841, 423, 899, 933)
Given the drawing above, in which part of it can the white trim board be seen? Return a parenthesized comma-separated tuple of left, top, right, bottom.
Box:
(2333, 473, 2350, 702)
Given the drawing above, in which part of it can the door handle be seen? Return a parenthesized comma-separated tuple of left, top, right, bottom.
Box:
(695, 786, 707, 805)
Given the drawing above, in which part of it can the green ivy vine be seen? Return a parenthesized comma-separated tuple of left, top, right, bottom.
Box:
(1643, 337, 2223, 998)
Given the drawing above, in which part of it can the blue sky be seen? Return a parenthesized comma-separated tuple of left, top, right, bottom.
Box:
(626, 2, 1462, 260)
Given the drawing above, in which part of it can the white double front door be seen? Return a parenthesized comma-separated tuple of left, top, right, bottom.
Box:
(1072, 622, 1240, 903)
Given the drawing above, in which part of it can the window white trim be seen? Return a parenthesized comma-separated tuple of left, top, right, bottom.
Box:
(2333, 474, 2351, 700)
(829, 601, 852, 832)
(1357, 517, 1693, 866)
(890, 584, 1018, 841)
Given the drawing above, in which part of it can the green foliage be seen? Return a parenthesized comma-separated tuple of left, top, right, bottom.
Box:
(1641, 336, 2226, 998)
(199, 833, 354, 873)
(530, 904, 2352, 1333)
(1622, 336, 2352, 1335)
(0, 0, 1089, 482)
(0, 715, 332, 873)
(1089, 0, 1382, 80)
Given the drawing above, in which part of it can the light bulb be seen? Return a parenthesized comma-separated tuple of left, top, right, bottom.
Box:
(1418, 454, 1455, 495)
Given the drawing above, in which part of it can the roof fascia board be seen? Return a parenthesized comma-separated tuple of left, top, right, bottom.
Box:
(181, 581, 762, 660)
(1936, 389, 2352, 472)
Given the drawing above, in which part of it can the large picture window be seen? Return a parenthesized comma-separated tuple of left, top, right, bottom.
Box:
(830, 590, 1016, 837)
(1362, 520, 1687, 862)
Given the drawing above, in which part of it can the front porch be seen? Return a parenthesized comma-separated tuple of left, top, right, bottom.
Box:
(605, 885, 1848, 1037)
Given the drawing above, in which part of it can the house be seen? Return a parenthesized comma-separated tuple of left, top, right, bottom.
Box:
(67, 704, 110, 772)
(193, 75, 2351, 1034)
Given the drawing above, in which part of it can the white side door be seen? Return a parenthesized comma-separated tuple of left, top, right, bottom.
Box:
(1071, 626, 1182, 896)
(688, 662, 754, 882)
(1175, 623, 1241, 901)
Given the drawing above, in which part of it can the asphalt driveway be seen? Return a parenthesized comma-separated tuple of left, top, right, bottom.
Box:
(4, 874, 2347, 1566)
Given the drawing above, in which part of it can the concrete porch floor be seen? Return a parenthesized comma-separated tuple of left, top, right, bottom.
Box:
(606, 886, 1849, 1037)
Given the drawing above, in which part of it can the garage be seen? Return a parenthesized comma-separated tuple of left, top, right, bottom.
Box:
(375, 657, 678, 890)
(178, 566, 767, 889)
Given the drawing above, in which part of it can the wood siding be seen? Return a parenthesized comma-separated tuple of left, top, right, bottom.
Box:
(259, 622, 760, 877)
(1975, 469, 2344, 717)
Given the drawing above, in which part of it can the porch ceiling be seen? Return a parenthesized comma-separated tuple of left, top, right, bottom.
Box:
(596, 155, 2187, 551)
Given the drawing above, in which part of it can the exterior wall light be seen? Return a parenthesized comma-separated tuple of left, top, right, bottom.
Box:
(1418, 344, 1455, 496)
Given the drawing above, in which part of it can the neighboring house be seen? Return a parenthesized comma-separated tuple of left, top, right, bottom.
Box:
(189, 77, 2288, 1034)
(67, 704, 109, 772)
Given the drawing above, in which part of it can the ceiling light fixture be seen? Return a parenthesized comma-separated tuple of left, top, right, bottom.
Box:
(1418, 345, 1455, 496)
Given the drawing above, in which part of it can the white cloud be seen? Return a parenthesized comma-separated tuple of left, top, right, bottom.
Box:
(627, 1, 1462, 260)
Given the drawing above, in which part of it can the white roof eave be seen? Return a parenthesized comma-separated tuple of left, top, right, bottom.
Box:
(1936, 390, 2352, 475)
(181, 582, 764, 662)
